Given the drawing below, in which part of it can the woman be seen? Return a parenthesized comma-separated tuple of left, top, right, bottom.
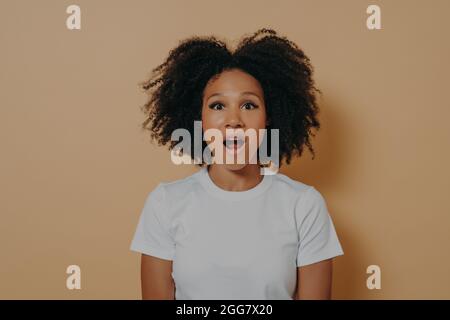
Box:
(130, 28, 344, 300)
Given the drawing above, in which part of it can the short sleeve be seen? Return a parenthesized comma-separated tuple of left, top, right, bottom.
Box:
(295, 187, 344, 267)
(129, 183, 175, 260)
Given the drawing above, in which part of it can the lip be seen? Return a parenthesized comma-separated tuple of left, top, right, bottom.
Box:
(223, 135, 244, 141)
(222, 138, 245, 156)
(222, 130, 246, 159)
(224, 129, 245, 141)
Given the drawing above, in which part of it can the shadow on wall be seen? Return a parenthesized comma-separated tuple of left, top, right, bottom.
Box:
(282, 94, 365, 299)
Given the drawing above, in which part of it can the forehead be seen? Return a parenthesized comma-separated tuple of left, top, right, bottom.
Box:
(203, 69, 264, 97)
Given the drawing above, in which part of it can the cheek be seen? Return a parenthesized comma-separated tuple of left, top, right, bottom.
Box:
(200, 107, 211, 130)
(244, 110, 267, 130)
(201, 109, 224, 130)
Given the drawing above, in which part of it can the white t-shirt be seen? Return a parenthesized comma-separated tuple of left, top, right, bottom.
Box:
(130, 166, 344, 300)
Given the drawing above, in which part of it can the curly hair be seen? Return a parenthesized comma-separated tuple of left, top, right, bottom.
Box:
(139, 28, 322, 168)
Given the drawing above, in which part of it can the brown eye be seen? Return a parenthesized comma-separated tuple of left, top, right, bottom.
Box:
(208, 103, 224, 110)
(242, 102, 258, 110)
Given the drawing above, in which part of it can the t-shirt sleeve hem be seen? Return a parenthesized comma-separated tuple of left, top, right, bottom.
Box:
(130, 242, 174, 261)
(297, 249, 344, 267)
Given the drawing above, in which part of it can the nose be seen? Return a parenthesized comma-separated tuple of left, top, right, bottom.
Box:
(225, 108, 244, 129)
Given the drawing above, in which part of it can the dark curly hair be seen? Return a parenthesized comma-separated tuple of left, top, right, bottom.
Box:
(139, 28, 322, 168)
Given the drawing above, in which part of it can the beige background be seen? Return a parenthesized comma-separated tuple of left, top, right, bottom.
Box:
(1, 0, 449, 299)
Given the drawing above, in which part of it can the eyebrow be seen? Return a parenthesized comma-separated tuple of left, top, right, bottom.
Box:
(206, 91, 261, 101)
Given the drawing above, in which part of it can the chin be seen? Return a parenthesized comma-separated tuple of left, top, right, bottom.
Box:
(223, 163, 248, 171)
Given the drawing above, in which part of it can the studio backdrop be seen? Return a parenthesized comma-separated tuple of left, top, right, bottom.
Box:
(1, 0, 449, 299)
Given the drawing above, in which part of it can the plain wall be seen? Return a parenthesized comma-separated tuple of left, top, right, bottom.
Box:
(1, 0, 449, 299)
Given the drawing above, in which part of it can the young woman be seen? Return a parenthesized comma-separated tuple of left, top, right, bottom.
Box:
(130, 28, 344, 300)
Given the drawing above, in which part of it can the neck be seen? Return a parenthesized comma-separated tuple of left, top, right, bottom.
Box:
(206, 164, 263, 192)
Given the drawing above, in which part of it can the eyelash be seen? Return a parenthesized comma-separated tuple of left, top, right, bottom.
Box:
(208, 102, 258, 110)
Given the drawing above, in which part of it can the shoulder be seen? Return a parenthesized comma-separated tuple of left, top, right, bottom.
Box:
(147, 169, 203, 204)
(270, 172, 328, 211)
(140, 169, 203, 225)
(270, 172, 313, 198)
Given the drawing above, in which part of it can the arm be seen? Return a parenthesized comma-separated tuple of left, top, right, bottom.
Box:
(141, 254, 175, 300)
(295, 258, 333, 300)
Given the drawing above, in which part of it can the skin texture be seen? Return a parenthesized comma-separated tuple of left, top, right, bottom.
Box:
(141, 254, 174, 299)
(140, 69, 334, 300)
(295, 259, 333, 300)
(201, 68, 268, 190)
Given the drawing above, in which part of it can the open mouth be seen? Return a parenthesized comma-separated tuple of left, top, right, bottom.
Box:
(223, 138, 245, 151)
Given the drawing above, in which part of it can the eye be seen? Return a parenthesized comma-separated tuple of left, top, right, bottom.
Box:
(208, 103, 224, 110)
(241, 102, 258, 110)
